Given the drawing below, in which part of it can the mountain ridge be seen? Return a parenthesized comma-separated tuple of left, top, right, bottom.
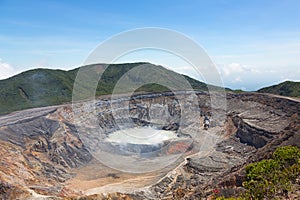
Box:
(258, 80, 300, 98)
(0, 62, 227, 115)
(2, 62, 298, 116)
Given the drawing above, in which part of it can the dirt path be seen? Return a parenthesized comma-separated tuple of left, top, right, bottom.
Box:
(267, 93, 300, 102)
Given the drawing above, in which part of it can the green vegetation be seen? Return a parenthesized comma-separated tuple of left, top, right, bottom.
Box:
(258, 81, 300, 98)
(244, 146, 300, 199)
(233, 89, 244, 93)
(0, 62, 227, 115)
(216, 146, 300, 200)
(0, 68, 77, 114)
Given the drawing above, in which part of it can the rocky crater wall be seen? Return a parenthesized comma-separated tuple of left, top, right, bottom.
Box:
(0, 91, 299, 199)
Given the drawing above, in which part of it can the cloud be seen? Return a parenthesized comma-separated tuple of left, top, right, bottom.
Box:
(215, 62, 268, 90)
(232, 76, 242, 83)
(221, 62, 256, 76)
(0, 59, 18, 80)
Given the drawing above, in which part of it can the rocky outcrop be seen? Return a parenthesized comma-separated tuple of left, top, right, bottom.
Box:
(0, 107, 93, 198)
(232, 115, 271, 148)
(95, 92, 183, 134)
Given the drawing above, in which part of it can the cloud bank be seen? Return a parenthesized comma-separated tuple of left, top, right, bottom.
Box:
(0, 59, 18, 80)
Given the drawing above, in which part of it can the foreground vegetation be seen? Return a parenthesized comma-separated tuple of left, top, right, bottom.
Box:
(216, 146, 300, 199)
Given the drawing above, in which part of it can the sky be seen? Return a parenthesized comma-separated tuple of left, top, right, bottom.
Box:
(0, 0, 300, 91)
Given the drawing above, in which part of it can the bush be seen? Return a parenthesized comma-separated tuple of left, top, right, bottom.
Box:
(243, 146, 300, 199)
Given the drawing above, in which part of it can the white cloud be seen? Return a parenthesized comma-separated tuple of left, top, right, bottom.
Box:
(0, 59, 18, 80)
(222, 63, 244, 76)
(220, 62, 257, 77)
(232, 76, 242, 83)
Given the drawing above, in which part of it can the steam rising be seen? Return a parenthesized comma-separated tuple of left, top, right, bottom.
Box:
(105, 127, 178, 145)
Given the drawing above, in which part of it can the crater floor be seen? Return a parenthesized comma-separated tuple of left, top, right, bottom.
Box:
(0, 91, 299, 199)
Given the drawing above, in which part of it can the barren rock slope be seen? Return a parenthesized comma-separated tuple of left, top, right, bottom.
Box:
(0, 92, 299, 199)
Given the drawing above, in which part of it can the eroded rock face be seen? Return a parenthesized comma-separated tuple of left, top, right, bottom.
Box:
(0, 91, 299, 199)
(131, 93, 300, 200)
(91, 92, 184, 135)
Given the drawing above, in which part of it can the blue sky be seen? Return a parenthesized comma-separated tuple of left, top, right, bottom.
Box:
(0, 0, 300, 90)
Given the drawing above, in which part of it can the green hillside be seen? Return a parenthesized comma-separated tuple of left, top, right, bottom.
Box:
(0, 62, 226, 115)
(258, 81, 300, 98)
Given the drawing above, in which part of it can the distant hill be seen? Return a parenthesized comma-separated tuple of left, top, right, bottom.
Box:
(258, 81, 300, 98)
(0, 62, 227, 115)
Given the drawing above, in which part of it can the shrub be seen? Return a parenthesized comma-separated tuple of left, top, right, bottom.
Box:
(243, 146, 300, 199)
